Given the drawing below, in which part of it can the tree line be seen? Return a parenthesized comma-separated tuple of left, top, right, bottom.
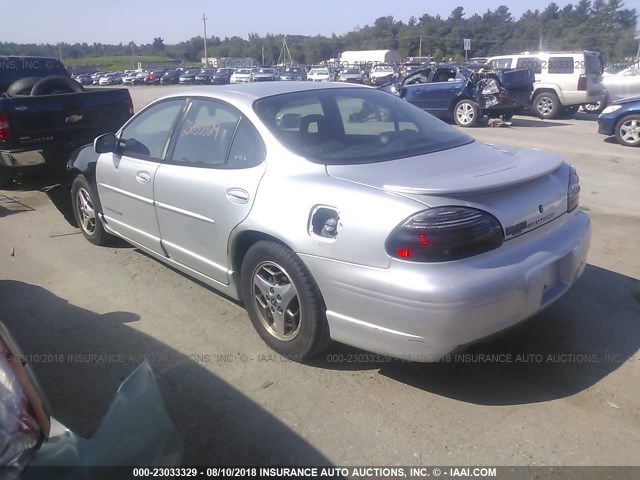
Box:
(1, 1, 637, 66)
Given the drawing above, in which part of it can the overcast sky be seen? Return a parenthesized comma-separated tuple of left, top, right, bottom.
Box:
(1, 0, 639, 45)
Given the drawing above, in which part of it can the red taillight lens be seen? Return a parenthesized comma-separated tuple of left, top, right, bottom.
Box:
(386, 207, 504, 262)
(128, 98, 134, 117)
(0, 111, 10, 141)
(577, 74, 587, 91)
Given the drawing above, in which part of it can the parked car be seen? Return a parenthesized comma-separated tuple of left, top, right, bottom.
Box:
(161, 70, 181, 85)
(90, 72, 106, 85)
(211, 68, 234, 85)
(75, 74, 93, 85)
(597, 96, 640, 147)
(0, 322, 182, 474)
(280, 66, 306, 81)
(98, 72, 121, 86)
(144, 70, 164, 85)
(122, 72, 139, 85)
(251, 67, 278, 82)
(134, 71, 147, 84)
(68, 82, 590, 362)
(307, 67, 331, 82)
(584, 66, 640, 113)
(487, 51, 606, 118)
(386, 64, 537, 127)
(338, 67, 364, 84)
(179, 69, 201, 85)
(195, 68, 217, 85)
(368, 65, 396, 86)
(230, 68, 253, 83)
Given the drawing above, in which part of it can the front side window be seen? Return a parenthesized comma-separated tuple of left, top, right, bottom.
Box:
(255, 88, 472, 165)
(170, 99, 241, 167)
(118, 99, 186, 159)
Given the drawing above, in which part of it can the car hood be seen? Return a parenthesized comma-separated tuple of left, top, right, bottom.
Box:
(610, 95, 640, 106)
(326, 141, 563, 196)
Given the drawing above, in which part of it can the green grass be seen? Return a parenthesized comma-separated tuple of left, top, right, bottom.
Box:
(63, 55, 182, 72)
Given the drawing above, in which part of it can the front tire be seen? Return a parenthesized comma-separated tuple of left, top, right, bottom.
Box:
(241, 241, 331, 360)
(615, 115, 640, 147)
(453, 99, 481, 127)
(71, 175, 112, 245)
(533, 92, 560, 119)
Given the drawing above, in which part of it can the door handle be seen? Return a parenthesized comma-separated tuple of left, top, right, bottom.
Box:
(226, 188, 249, 204)
(136, 171, 151, 184)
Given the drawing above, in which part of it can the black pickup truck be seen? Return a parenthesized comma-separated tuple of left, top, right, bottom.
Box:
(0, 56, 133, 185)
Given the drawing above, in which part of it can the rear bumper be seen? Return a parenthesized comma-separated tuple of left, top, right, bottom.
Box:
(300, 210, 591, 361)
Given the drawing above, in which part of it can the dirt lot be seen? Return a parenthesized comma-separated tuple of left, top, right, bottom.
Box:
(0, 85, 638, 467)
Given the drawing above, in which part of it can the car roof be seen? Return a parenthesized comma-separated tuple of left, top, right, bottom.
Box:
(158, 82, 368, 108)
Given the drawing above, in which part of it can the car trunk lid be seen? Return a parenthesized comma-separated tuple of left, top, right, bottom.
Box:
(326, 141, 568, 240)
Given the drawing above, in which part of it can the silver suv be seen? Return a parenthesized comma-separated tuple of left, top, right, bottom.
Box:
(488, 51, 606, 118)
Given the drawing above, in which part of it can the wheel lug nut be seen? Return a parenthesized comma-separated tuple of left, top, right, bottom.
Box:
(269, 287, 275, 294)
(277, 307, 283, 314)
(276, 294, 281, 301)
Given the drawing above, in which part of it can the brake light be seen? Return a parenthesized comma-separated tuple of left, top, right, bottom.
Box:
(577, 74, 587, 91)
(386, 207, 504, 262)
(0, 111, 10, 141)
(128, 98, 134, 117)
(567, 165, 580, 212)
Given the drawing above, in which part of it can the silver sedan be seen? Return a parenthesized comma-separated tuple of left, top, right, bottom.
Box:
(68, 82, 591, 361)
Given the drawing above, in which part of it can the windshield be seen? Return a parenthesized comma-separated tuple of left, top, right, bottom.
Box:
(373, 66, 394, 73)
(236, 69, 251, 74)
(254, 88, 472, 165)
(345, 69, 361, 74)
(256, 68, 275, 74)
(285, 68, 302, 73)
(310, 68, 329, 75)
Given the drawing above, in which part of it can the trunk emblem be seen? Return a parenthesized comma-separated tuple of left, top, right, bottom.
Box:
(539, 205, 544, 213)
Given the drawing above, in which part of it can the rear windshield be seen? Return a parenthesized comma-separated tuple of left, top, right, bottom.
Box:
(1, 57, 68, 92)
(253, 88, 472, 165)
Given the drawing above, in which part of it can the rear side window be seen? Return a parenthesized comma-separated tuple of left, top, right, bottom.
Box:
(547, 57, 574, 74)
(170, 99, 240, 167)
(515, 57, 542, 74)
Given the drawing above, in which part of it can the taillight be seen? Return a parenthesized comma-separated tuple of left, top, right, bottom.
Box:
(0, 111, 10, 141)
(386, 207, 504, 262)
(567, 166, 580, 212)
(128, 98, 134, 117)
(577, 74, 587, 91)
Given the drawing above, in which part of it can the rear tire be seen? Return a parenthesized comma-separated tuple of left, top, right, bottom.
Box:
(615, 115, 640, 147)
(453, 99, 481, 127)
(241, 241, 331, 360)
(71, 175, 112, 245)
(533, 92, 560, 119)
(30, 75, 84, 95)
(6, 77, 40, 95)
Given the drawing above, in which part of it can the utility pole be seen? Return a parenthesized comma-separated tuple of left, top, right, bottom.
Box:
(418, 36, 422, 59)
(261, 46, 265, 65)
(202, 13, 208, 66)
(131, 44, 135, 69)
(58, 43, 63, 62)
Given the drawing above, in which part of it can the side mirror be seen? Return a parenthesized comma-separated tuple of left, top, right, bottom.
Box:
(94, 133, 118, 154)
